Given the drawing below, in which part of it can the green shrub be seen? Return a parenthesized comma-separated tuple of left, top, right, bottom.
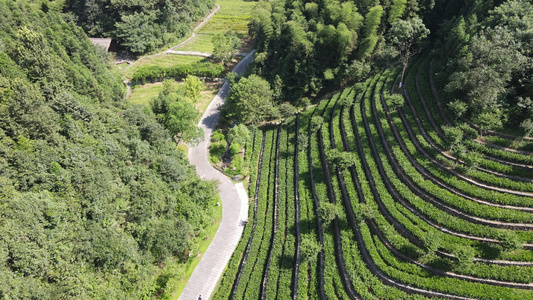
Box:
(211, 130, 225, 142)
(229, 142, 242, 156)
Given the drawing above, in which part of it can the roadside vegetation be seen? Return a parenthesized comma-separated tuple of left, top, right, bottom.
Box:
(213, 1, 533, 299)
(0, 1, 219, 298)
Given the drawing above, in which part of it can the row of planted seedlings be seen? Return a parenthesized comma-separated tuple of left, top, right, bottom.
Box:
(322, 78, 463, 299)
(337, 81, 422, 300)
(427, 58, 533, 167)
(296, 108, 322, 299)
(353, 68, 533, 299)
(320, 88, 364, 300)
(411, 56, 533, 187)
(215, 128, 278, 299)
(340, 80, 450, 300)
(320, 85, 452, 300)
(398, 62, 533, 219)
(397, 61, 533, 208)
(370, 67, 533, 253)
(348, 72, 474, 299)
(308, 92, 350, 299)
(392, 61, 533, 222)
(382, 68, 525, 264)
(263, 119, 298, 299)
(261, 126, 281, 299)
(418, 56, 533, 180)
(326, 84, 425, 300)
(370, 68, 530, 286)
(402, 56, 533, 195)
(213, 128, 265, 300)
(423, 55, 533, 154)
(240, 127, 279, 299)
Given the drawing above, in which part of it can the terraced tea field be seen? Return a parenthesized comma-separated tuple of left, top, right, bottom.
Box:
(213, 56, 533, 300)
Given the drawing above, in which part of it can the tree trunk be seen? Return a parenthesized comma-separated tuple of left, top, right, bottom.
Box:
(400, 59, 408, 88)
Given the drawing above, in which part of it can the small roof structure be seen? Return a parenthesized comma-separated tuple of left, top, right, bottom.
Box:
(89, 38, 112, 51)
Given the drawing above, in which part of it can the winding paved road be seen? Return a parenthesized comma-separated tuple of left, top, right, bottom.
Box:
(180, 50, 256, 300)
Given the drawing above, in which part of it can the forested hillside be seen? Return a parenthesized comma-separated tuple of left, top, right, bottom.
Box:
(0, 1, 216, 298)
(435, 0, 533, 134)
(248, 0, 435, 101)
(63, 0, 215, 54)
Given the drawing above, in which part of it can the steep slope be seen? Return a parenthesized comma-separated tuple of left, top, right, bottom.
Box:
(0, 1, 216, 298)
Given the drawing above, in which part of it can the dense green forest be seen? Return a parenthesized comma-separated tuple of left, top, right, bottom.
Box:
(435, 0, 533, 133)
(223, 0, 531, 133)
(0, 1, 216, 298)
(63, 0, 215, 54)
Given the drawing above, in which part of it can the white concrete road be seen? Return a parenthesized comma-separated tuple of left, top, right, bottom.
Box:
(180, 50, 256, 300)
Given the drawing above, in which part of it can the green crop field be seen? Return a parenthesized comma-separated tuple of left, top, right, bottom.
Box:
(124, 54, 205, 79)
(175, 0, 255, 53)
(212, 56, 533, 300)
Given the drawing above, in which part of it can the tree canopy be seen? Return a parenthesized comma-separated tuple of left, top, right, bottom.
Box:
(225, 75, 278, 125)
(0, 1, 216, 297)
(64, 0, 215, 54)
(438, 0, 533, 129)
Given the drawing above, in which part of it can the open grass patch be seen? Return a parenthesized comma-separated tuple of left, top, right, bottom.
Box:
(125, 54, 206, 79)
(129, 82, 167, 105)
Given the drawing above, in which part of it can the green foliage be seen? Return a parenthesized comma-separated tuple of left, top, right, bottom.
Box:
(227, 124, 251, 146)
(132, 61, 225, 84)
(311, 115, 324, 132)
(354, 203, 376, 223)
(453, 245, 475, 270)
(300, 236, 322, 262)
(473, 110, 503, 135)
(325, 148, 357, 169)
(279, 102, 297, 118)
(520, 119, 533, 138)
(225, 75, 277, 125)
(420, 230, 441, 255)
(209, 140, 227, 164)
(183, 75, 205, 103)
(115, 12, 158, 54)
(65, 0, 215, 54)
(319, 201, 341, 226)
(442, 125, 463, 150)
(389, 0, 407, 24)
(356, 5, 383, 60)
(150, 92, 203, 145)
(386, 93, 405, 109)
(249, 0, 424, 101)
(498, 231, 523, 251)
(211, 129, 225, 142)
(441, 0, 533, 127)
(212, 30, 242, 64)
(229, 142, 242, 156)
(0, 2, 217, 297)
(448, 100, 468, 120)
(386, 16, 429, 84)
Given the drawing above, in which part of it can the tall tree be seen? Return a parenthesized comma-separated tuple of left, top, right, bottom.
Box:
(150, 92, 203, 145)
(225, 75, 278, 125)
(386, 16, 429, 87)
(212, 30, 242, 65)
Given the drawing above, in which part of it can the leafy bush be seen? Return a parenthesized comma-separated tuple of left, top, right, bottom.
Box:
(132, 62, 225, 84)
(229, 142, 242, 156)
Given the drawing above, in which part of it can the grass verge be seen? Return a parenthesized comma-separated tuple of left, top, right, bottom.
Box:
(173, 198, 223, 299)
